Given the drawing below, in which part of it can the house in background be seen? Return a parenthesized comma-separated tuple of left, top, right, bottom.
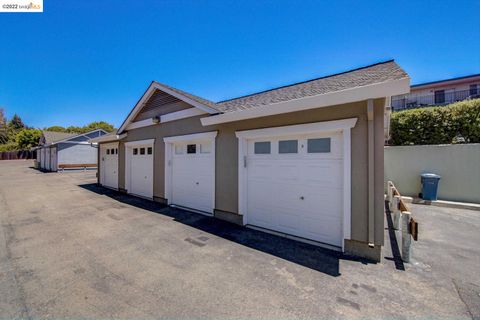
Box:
(391, 73, 480, 111)
(91, 60, 410, 261)
(36, 129, 108, 171)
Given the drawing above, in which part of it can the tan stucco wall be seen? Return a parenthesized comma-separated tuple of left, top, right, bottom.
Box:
(385, 144, 480, 203)
(111, 98, 385, 246)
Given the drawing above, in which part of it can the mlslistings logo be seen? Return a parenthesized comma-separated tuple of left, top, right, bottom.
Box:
(1, 0, 43, 12)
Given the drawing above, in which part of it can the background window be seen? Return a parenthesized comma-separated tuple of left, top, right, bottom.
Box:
(140, 148, 145, 155)
(147, 147, 152, 155)
(470, 84, 478, 96)
(133, 148, 138, 155)
(279, 140, 298, 154)
(175, 145, 183, 154)
(307, 138, 331, 153)
(254, 141, 271, 154)
(200, 142, 211, 154)
(187, 144, 196, 154)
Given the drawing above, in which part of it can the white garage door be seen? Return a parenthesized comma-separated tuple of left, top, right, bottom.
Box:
(41, 148, 46, 169)
(170, 140, 214, 214)
(50, 148, 57, 171)
(246, 132, 344, 247)
(126, 142, 154, 199)
(45, 148, 51, 171)
(100, 143, 118, 189)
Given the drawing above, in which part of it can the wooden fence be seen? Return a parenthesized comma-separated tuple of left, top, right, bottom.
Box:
(0, 150, 36, 160)
(387, 181, 419, 263)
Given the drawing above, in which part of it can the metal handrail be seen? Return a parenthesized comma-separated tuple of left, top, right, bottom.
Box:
(392, 89, 480, 111)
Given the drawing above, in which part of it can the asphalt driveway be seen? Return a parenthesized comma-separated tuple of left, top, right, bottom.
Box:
(0, 160, 478, 318)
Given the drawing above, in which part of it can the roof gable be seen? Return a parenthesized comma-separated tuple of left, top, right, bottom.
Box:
(117, 82, 219, 134)
(132, 90, 193, 122)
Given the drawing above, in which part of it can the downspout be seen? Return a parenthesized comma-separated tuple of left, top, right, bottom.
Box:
(367, 99, 375, 247)
(384, 96, 392, 144)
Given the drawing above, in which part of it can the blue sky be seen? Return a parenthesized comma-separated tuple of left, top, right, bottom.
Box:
(1, 0, 479, 128)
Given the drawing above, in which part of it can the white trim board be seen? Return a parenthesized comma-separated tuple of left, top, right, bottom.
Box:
(235, 118, 357, 251)
(164, 131, 218, 143)
(118, 82, 217, 134)
(90, 133, 127, 143)
(163, 131, 218, 213)
(202, 77, 409, 126)
(124, 139, 155, 146)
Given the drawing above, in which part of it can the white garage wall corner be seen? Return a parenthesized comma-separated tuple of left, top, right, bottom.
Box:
(384, 144, 480, 204)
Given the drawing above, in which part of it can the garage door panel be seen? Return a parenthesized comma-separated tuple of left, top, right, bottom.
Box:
(170, 143, 214, 214)
(127, 144, 153, 199)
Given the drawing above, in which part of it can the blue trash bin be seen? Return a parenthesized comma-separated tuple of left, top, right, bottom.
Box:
(420, 173, 441, 201)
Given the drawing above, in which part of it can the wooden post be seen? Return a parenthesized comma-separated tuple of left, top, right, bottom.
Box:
(387, 181, 394, 204)
(392, 195, 401, 230)
(402, 211, 412, 262)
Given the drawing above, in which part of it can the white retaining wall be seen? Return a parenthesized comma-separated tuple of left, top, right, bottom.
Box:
(384, 144, 480, 204)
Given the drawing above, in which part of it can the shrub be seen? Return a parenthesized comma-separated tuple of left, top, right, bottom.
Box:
(390, 99, 480, 145)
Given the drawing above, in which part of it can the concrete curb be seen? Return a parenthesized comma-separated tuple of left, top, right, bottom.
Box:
(401, 196, 480, 211)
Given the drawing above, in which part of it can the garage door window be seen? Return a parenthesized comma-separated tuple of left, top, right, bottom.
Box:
(187, 144, 196, 154)
(175, 145, 183, 154)
(254, 141, 270, 154)
(133, 148, 138, 155)
(107, 149, 110, 155)
(139, 148, 145, 155)
(200, 142, 211, 154)
(307, 138, 331, 153)
(279, 140, 298, 154)
(147, 147, 152, 155)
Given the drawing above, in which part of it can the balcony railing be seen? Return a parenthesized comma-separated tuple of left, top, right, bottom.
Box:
(391, 89, 480, 111)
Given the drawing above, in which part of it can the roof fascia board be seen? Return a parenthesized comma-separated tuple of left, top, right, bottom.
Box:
(201, 77, 410, 126)
(118, 82, 217, 134)
(50, 129, 109, 145)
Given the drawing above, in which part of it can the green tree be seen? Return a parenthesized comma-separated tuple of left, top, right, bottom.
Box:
(0, 108, 7, 144)
(16, 129, 42, 149)
(44, 125, 67, 132)
(82, 121, 115, 133)
(9, 114, 25, 130)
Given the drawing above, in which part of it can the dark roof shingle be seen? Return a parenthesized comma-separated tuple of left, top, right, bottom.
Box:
(150, 60, 408, 115)
(42, 131, 76, 144)
(215, 60, 408, 112)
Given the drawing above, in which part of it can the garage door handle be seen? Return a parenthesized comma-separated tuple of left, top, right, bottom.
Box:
(196, 182, 199, 185)
(300, 196, 304, 200)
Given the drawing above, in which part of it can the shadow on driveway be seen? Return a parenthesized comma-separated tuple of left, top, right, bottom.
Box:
(79, 183, 375, 277)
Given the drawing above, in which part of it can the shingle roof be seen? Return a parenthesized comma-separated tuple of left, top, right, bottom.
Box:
(215, 60, 408, 112)
(42, 131, 76, 144)
(152, 60, 408, 114)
